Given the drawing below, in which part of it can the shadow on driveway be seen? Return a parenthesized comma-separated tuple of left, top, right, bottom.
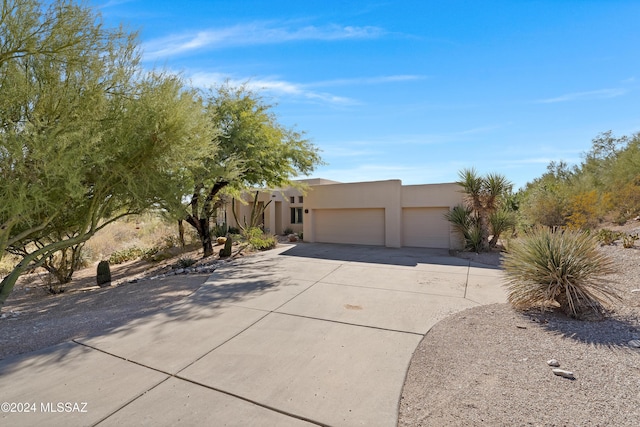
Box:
(279, 242, 472, 267)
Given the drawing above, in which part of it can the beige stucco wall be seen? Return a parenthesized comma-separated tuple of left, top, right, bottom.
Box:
(303, 180, 403, 247)
(401, 183, 463, 207)
(304, 180, 464, 249)
(225, 186, 307, 234)
(224, 179, 465, 250)
(401, 183, 465, 249)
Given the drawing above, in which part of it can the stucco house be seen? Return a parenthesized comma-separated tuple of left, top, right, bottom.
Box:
(222, 178, 465, 250)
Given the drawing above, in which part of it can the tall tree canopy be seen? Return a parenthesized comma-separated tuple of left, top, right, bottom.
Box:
(182, 84, 323, 257)
(0, 0, 214, 307)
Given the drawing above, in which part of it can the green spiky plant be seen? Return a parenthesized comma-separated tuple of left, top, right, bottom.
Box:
(502, 227, 620, 319)
(444, 205, 483, 252)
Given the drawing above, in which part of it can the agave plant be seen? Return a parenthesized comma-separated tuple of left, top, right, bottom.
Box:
(502, 227, 620, 319)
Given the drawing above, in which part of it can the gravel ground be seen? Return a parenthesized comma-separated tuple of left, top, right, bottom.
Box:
(399, 238, 640, 427)
(0, 248, 218, 360)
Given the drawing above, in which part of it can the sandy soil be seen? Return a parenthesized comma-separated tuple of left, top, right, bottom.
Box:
(399, 230, 640, 427)
(0, 246, 224, 359)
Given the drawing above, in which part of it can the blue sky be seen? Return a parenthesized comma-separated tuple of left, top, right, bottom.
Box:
(94, 0, 640, 190)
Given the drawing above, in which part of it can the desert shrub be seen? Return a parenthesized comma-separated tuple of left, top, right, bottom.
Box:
(623, 233, 639, 248)
(41, 243, 90, 285)
(175, 257, 196, 268)
(108, 247, 146, 264)
(566, 191, 597, 229)
(489, 207, 517, 246)
(244, 227, 277, 251)
(596, 229, 622, 246)
(228, 226, 240, 235)
(444, 205, 483, 252)
(502, 227, 619, 319)
(213, 223, 228, 237)
(612, 178, 640, 222)
(283, 227, 294, 235)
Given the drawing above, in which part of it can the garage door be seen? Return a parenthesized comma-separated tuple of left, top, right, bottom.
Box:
(314, 208, 385, 246)
(402, 207, 450, 248)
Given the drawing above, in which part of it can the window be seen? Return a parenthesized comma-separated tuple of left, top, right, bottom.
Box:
(290, 208, 303, 224)
(290, 196, 295, 203)
(298, 196, 304, 203)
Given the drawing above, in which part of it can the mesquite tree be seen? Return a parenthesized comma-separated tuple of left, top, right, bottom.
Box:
(182, 84, 322, 257)
(0, 0, 214, 308)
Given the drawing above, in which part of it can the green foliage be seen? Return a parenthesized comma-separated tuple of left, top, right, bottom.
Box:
(503, 227, 620, 319)
(231, 191, 272, 232)
(243, 227, 277, 251)
(41, 243, 88, 285)
(622, 233, 639, 249)
(181, 83, 322, 257)
(520, 132, 640, 230)
(108, 247, 147, 264)
(175, 257, 197, 268)
(283, 227, 294, 235)
(96, 261, 111, 287)
(489, 208, 517, 247)
(445, 205, 482, 252)
(596, 229, 622, 246)
(108, 246, 163, 264)
(0, 0, 214, 307)
(448, 169, 514, 251)
(213, 223, 228, 237)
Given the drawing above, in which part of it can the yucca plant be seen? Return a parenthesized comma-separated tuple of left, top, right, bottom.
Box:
(445, 205, 483, 252)
(502, 227, 620, 319)
(489, 207, 516, 247)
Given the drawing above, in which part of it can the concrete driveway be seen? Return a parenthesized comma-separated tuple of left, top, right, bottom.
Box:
(0, 243, 505, 426)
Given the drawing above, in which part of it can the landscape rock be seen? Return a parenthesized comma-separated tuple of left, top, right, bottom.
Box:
(547, 359, 560, 367)
(552, 368, 575, 379)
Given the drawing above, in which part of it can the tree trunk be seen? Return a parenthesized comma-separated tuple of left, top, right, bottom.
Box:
(178, 220, 185, 249)
(200, 217, 214, 257)
(478, 212, 491, 252)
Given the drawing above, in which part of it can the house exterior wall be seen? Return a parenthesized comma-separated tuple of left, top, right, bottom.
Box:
(223, 179, 464, 250)
(303, 180, 403, 247)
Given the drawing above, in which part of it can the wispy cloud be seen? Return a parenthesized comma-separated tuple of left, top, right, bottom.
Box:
(189, 72, 357, 105)
(187, 72, 422, 106)
(97, 0, 135, 9)
(536, 88, 627, 104)
(143, 22, 385, 60)
(306, 75, 426, 88)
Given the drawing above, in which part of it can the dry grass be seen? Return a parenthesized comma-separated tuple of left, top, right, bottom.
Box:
(85, 214, 198, 262)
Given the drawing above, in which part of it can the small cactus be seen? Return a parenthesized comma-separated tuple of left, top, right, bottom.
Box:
(96, 260, 111, 287)
(219, 236, 232, 257)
